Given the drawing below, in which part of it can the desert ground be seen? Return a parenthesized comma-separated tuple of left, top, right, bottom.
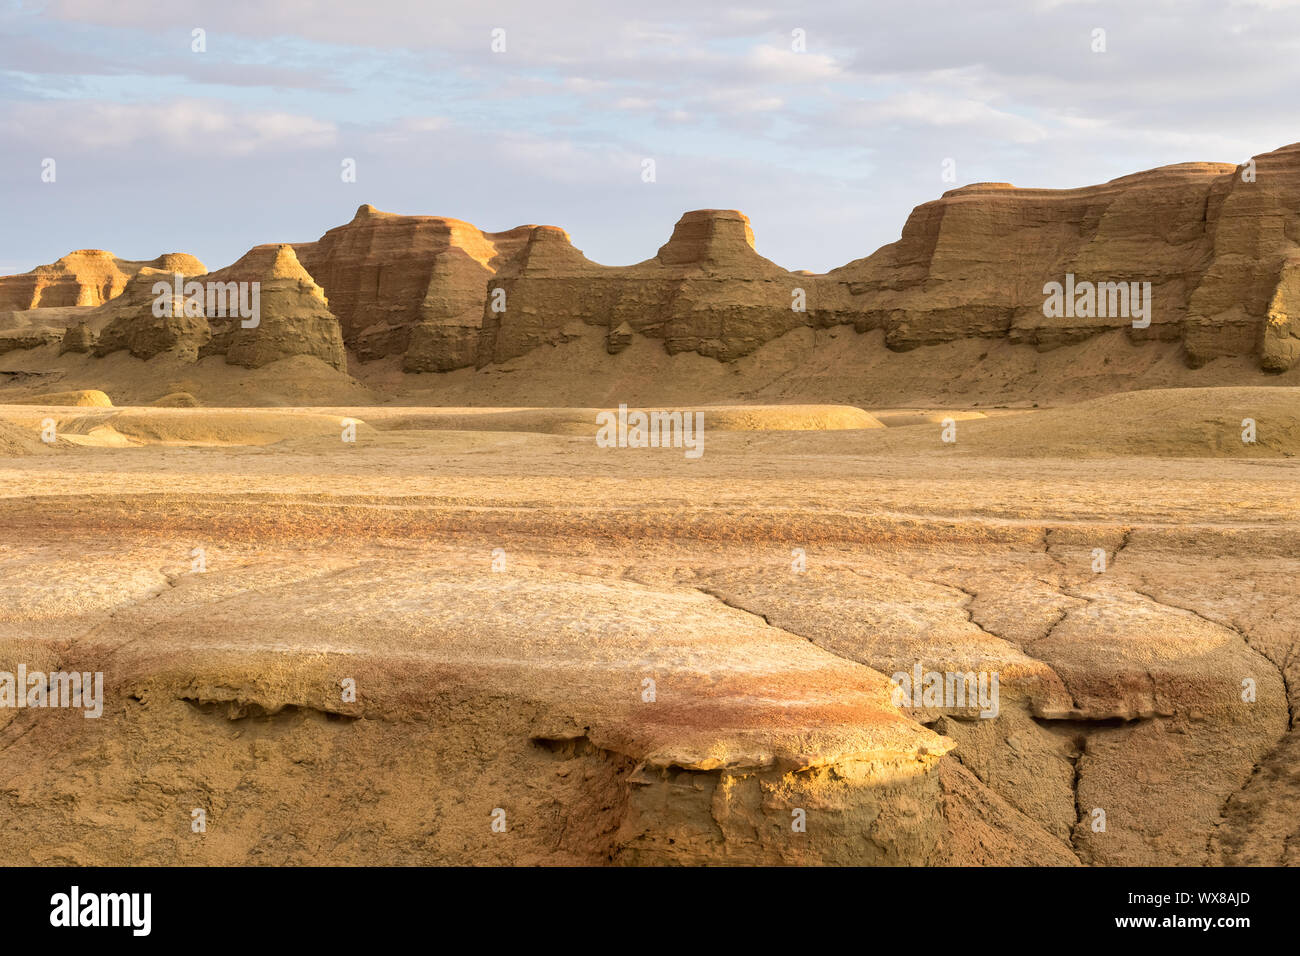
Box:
(0, 356, 1295, 865)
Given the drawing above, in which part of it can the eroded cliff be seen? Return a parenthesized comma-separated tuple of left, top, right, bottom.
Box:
(5, 143, 1300, 374)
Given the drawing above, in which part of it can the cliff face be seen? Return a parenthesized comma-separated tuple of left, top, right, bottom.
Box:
(1185, 143, 1300, 369)
(0, 250, 205, 311)
(380, 144, 1300, 373)
(478, 210, 859, 366)
(826, 143, 1300, 369)
(831, 163, 1234, 352)
(292, 204, 533, 367)
(203, 244, 346, 372)
(4, 143, 1300, 373)
(87, 245, 345, 369)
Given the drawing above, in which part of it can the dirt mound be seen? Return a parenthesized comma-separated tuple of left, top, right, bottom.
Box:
(4, 388, 113, 407)
(0, 351, 375, 407)
(693, 404, 882, 430)
(889, 386, 1300, 457)
(151, 391, 200, 407)
(0, 419, 51, 455)
(873, 409, 989, 427)
(103, 409, 370, 446)
(339, 404, 881, 434)
(0, 407, 373, 447)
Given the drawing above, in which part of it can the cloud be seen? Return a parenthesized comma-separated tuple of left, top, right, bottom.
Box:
(0, 99, 338, 154)
(836, 91, 1048, 143)
(743, 43, 841, 81)
(3, 0, 1300, 275)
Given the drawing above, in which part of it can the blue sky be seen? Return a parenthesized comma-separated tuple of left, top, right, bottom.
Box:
(3, 0, 1298, 275)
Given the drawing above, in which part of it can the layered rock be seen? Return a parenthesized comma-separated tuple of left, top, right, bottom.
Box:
(0, 329, 61, 355)
(401, 245, 504, 373)
(823, 143, 1300, 369)
(58, 321, 95, 355)
(0, 250, 205, 311)
(477, 210, 855, 366)
(1186, 143, 1300, 367)
(6, 142, 1300, 373)
(202, 244, 346, 371)
(93, 267, 212, 361)
(85, 245, 346, 370)
(292, 204, 533, 367)
(829, 164, 1234, 352)
(0, 251, 206, 359)
(1262, 255, 1300, 372)
(652, 210, 837, 360)
(473, 144, 1300, 371)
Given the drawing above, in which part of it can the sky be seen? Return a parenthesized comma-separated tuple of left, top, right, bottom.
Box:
(2, 0, 1299, 276)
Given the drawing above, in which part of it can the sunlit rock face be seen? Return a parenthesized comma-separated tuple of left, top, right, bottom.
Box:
(6, 145, 1300, 373)
(0, 250, 205, 311)
(203, 243, 347, 372)
(476, 210, 859, 367)
(1186, 143, 1300, 369)
(292, 204, 534, 367)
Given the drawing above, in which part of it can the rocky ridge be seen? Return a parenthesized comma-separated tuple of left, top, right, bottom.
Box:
(4, 143, 1300, 373)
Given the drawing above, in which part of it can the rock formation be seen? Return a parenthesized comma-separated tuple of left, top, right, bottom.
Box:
(291, 204, 533, 368)
(829, 164, 1231, 351)
(476, 211, 854, 367)
(202, 244, 346, 372)
(92, 267, 212, 361)
(71, 244, 347, 370)
(4, 142, 1300, 371)
(1262, 255, 1300, 372)
(58, 321, 95, 354)
(1186, 144, 1300, 368)
(0, 328, 61, 355)
(0, 249, 204, 311)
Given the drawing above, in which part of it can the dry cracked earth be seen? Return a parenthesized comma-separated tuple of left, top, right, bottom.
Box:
(0, 394, 1297, 866)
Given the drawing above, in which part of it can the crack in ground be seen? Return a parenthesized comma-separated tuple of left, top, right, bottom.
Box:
(1069, 737, 1087, 861)
(1130, 585, 1295, 732)
(694, 586, 776, 630)
(1110, 527, 1134, 568)
(936, 581, 1005, 645)
(1124, 584, 1295, 864)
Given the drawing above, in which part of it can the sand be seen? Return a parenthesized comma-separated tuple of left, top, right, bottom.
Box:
(3, 388, 112, 407)
(0, 406, 372, 447)
(0, 385, 1296, 865)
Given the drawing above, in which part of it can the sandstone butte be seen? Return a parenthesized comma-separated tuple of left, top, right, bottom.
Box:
(3, 141, 1300, 373)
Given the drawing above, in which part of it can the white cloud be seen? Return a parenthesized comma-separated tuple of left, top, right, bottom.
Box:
(1, 99, 337, 154)
(823, 91, 1048, 145)
(744, 43, 840, 81)
(5, 0, 1300, 274)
